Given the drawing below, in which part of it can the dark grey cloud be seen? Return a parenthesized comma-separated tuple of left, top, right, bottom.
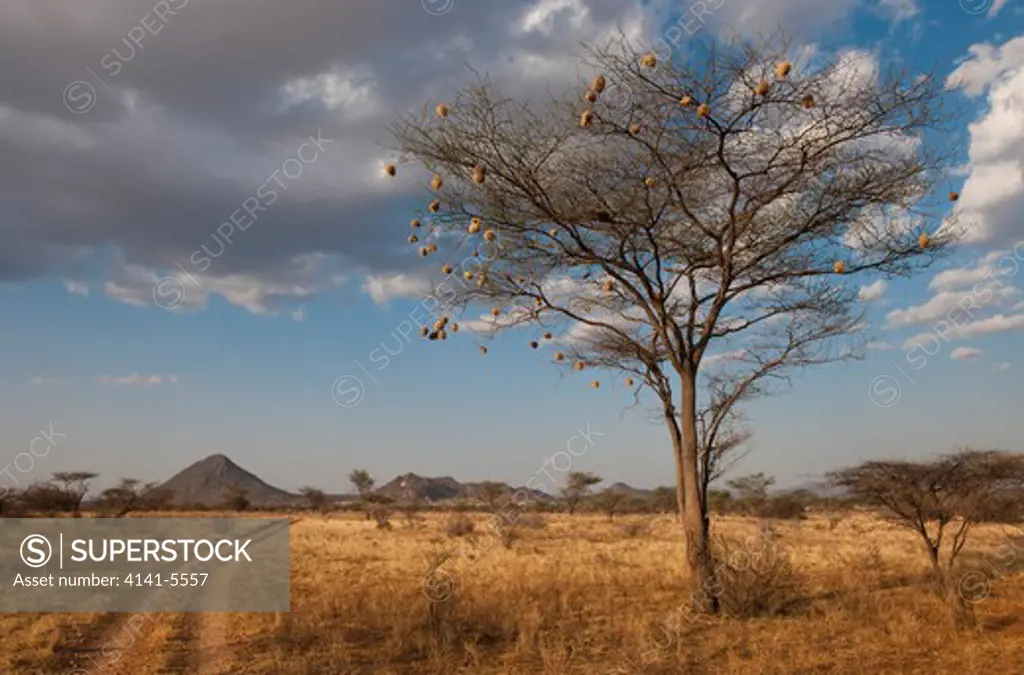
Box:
(0, 0, 857, 312)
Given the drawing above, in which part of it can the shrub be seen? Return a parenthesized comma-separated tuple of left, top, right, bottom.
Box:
(620, 519, 651, 538)
(485, 517, 518, 549)
(18, 483, 78, 514)
(760, 494, 807, 520)
(372, 508, 393, 530)
(445, 513, 475, 538)
(516, 512, 548, 529)
(712, 529, 804, 618)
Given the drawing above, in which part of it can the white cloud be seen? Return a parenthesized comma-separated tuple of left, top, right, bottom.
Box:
(518, 0, 590, 35)
(875, 0, 919, 24)
(997, 361, 1011, 371)
(903, 312, 1024, 348)
(98, 372, 179, 386)
(63, 280, 89, 296)
(104, 254, 332, 317)
(858, 279, 888, 302)
(928, 250, 1006, 291)
(279, 66, 383, 120)
(957, 313, 1024, 338)
(951, 346, 983, 361)
(885, 286, 1019, 326)
(987, 0, 1010, 19)
(29, 376, 69, 385)
(945, 37, 1024, 244)
(703, 350, 747, 367)
(709, 0, 860, 38)
(363, 273, 432, 305)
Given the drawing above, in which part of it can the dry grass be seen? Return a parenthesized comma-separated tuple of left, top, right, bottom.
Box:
(5, 511, 1024, 673)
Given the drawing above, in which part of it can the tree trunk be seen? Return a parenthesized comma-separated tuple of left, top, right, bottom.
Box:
(678, 374, 720, 614)
(924, 541, 976, 629)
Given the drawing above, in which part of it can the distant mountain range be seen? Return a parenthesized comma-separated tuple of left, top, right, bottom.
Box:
(152, 454, 832, 508)
(156, 456, 559, 508)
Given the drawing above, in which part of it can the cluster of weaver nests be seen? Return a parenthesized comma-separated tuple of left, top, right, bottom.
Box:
(382, 73, 957, 380)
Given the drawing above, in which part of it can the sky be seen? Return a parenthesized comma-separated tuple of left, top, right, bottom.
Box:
(1, 0, 1023, 495)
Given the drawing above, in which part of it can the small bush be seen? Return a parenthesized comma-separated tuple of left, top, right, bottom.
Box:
(445, 513, 475, 538)
(760, 495, 807, 520)
(516, 513, 548, 529)
(620, 519, 651, 538)
(712, 530, 804, 617)
(372, 508, 393, 530)
(486, 518, 518, 549)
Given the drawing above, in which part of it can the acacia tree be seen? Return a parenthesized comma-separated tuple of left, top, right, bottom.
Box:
(726, 472, 775, 515)
(560, 471, 602, 515)
(299, 486, 329, 513)
(51, 471, 98, 515)
(651, 486, 677, 514)
(828, 449, 1024, 629)
(388, 34, 956, 612)
(595, 489, 626, 521)
(101, 478, 161, 517)
(348, 469, 376, 519)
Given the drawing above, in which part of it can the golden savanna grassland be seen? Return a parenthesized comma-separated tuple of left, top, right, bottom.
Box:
(3, 511, 1024, 674)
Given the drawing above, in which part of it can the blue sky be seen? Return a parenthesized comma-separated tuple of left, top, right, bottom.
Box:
(1, 0, 1022, 494)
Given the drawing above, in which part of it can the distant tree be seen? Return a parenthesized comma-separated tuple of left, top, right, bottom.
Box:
(101, 478, 159, 517)
(349, 469, 376, 519)
(727, 473, 775, 515)
(695, 411, 752, 520)
(624, 495, 650, 515)
(141, 486, 176, 511)
(51, 471, 98, 515)
(299, 486, 328, 513)
(0, 488, 21, 517)
(349, 469, 375, 496)
(707, 489, 734, 514)
(828, 449, 1024, 629)
(223, 486, 251, 512)
(477, 481, 507, 510)
(651, 486, 678, 515)
(760, 493, 808, 520)
(19, 482, 74, 514)
(560, 472, 602, 516)
(595, 490, 626, 521)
